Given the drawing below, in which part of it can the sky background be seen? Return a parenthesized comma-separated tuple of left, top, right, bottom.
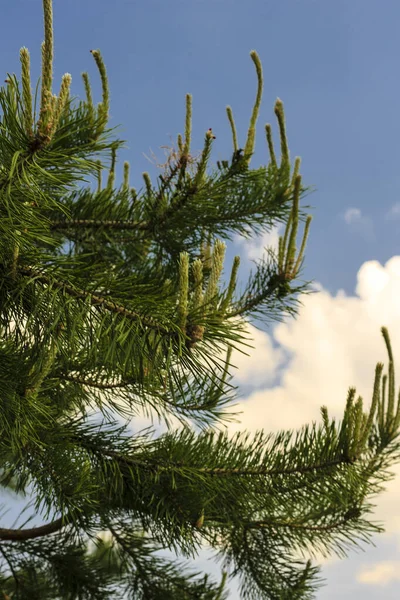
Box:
(1, 0, 400, 598)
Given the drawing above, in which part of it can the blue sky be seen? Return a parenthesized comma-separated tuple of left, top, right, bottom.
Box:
(2, 1, 400, 598)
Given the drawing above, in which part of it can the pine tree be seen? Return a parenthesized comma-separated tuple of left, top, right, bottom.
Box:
(0, 1, 399, 598)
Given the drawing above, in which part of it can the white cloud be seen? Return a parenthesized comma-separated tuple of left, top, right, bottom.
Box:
(385, 202, 400, 220)
(344, 207, 362, 224)
(234, 225, 282, 261)
(342, 207, 375, 241)
(229, 320, 287, 388)
(357, 560, 400, 585)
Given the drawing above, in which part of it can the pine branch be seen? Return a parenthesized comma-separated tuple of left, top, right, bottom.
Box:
(17, 265, 171, 334)
(0, 516, 68, 542)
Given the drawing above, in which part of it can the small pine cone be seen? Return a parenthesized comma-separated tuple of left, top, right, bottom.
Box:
(186, 324, 205, 349)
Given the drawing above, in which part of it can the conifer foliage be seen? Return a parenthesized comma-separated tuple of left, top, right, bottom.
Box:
(0, 1, 399, 598)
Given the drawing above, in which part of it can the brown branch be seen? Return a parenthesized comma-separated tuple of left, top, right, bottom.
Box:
(227, 276, 288, 319)
(49, 167, 189, 235)
(151, 162, 181, 216)
(61, 373, 209, 412)
(206, 511, 359, 534)
(242, 516, 352, 533)
(192, 458, 348, 476)
(0, 515, 69, 542)
(49, 219, 147, 231)
(100, 446, 353, 478)
(17, 266, 170, 334)
(61, 373, 132, 389)
(159, 183, 198, 224)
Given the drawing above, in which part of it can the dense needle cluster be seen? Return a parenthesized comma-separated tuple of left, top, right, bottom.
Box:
(0, 1, 399, 599)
